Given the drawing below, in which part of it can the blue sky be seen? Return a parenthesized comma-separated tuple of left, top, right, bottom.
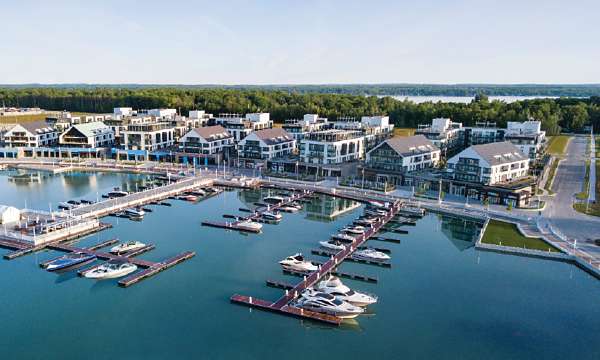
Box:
(2, 0, 599, 84)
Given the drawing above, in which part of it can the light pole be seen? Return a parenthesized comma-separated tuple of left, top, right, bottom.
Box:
(361, 168, 365, 190)
(296, 162, 299, 181)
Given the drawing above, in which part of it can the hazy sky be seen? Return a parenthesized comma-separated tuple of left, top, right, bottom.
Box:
(2, 0, 599, 84)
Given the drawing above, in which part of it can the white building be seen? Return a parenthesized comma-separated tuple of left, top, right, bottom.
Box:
(366, 135, 441, 173)
(179, 125, 233, 155)
(299, 129, 364, 165)
(0, 205, 20, 224)
(332, 116, 394, 152)
(447, 142, 529, 185)
(59, 122, 115, 148)
(214, 113, 272, 142)
(282, 114, 330, 141)
(113, 107, 135, 119)
(142, 109, 178, 120)
(415, 118, 464, 154)
(237, 128, 295, 163)
(504, 120, 546, 159)
(2, 121, 58, 148)
(121, 121, 174, 151)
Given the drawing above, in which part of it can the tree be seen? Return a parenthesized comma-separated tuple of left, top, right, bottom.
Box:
(561, 103, 589, 130)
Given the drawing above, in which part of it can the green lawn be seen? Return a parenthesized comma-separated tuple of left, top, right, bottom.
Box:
(393, 128, 416, 137)
(546, 135, 570, 155)
(574, 160, 600, 217)
(543, 158, 559, 194)
(575, 159, 590, 200)
(0, 113, 48, 124)
(481, 220, 560, 252)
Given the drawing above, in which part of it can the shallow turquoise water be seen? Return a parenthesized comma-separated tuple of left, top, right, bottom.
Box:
(0, 170, 599, 360)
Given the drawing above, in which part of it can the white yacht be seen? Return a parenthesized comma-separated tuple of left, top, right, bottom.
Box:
(279, 205, 300, 213)
(319, 240, 346, 251)
(332, 233, 356, 242)
(84, 260, 138, 279)
(262, 211, 282, 221)
(124, 208, 145, 218)
(297, 289, 365, 319)
(353, 248, 391, 262)
(110, 241, 146, 254)
(263, 196, 285, 204)
(343, 226, 366, 235)
(279, 253, 318, 272)
(315, 276, 378, 307)
(107, 190, 129, 198)
(237, 220, 263, 231)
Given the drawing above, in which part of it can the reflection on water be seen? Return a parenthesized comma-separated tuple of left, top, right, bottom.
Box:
(439, 214, 482, 251)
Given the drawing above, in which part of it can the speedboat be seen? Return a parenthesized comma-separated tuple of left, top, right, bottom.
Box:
(124, 208, 145, 217)
(279, 253, 318, 272)
(67, 200, 81, 206)
(107, 189, 129, 198)
(237, 220, 263, 231)
(180, 194, 198, 202)
(45, 252, 97, 272)
(315, 275, 378, 307)
(187, 189, 206, 197)
(343, 226, 365, 235)
(353, 248, 391, 262)
(80, 199, 95, 204)
(319, 240, 346, 251)
(296, 289, 365, 319)
(84, 259, 138, 279)
(110, 241, 146, 254)
(58, 202, 74, 210)
(332, 233, 356, 242)
(368, 200, 388, 209)
(279, 205, 300, 213)
(263, 196, 285, 204)
(262, 211, 282, 221)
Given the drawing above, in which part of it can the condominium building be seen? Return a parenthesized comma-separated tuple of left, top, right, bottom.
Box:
(121, 121, 175, 151)
(214, 113, 272, 142)
(333, 116, 394, 152)
(1, 121, 58, 148)
(415, 118, 463, 155)
(504, 121, 546, 159)
(282, 114, 330, 141)
(179, 125, 233, 155)
(237, 128, 295, 164)
(59, 122, 115, 148)
(299, 129, 364, 165)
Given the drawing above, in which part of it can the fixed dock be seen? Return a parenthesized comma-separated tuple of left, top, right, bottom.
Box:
(118, 251, 195, 287)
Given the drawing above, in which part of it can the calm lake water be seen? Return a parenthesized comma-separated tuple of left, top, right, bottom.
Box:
(1, 170, 599, 360)
(387, 95, 559, 104)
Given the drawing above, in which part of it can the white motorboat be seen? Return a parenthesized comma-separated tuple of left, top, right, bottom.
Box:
(279, 205, 300, 213)
(353, 248, 391, 262)
(84, 259, 138, 279)
(279, 253, 318, 272)
(58, 202, 75, 210)
(315, 275, 378, 307)
(343, 226, 366, 235)
(238, 220, 263, 231)
(124, 208, 145, 218)
(332, 233, 356, 242)
(319, 240, 346, 251)
(107, 189, 129, 198)
(262, 211, 282, 221)
(110, 241, 146, 254)
(297, 289, 365, 319)
(263, 196, 285, 204)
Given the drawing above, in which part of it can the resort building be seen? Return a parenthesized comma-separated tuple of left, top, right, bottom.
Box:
(415, 118, 464, 156)
(332, 116, 394, 152)
(504, 120, 546, 159)
(1, 121, 58, 148)
(237, 128, 295, 166)
(121, 121, 175, 151)
(462, 122, 505, 147)
(59, 122, 115, 148)
(178, 125, 234, 165)
(282, 114, 330, 141)
(137, 108, 178, 120)
(363, 135, 441, 185)
(214, 113, 272, 142)
(299, 129, 364, 165)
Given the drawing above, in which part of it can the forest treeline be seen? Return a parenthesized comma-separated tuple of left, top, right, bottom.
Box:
(1, 88, 599, 134)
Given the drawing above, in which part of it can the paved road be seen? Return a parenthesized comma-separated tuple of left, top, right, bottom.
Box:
(544, 135, 600, 257)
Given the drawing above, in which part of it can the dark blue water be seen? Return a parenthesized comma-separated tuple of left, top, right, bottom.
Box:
(0, 170, 599, 359)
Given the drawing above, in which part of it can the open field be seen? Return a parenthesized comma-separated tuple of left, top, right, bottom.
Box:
(482, 220, 559, 252)
(393, 128, 416, 137)
(546, 135, 570, 155)
(0, 113, 48, 124)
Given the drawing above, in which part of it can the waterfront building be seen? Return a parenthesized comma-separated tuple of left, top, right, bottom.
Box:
(0, 205, 20, 224)
(121, 121, 175, 151)
(299, 129, 364, 165)
(282, 114, 330, 141)
(1, 121, 58, 148)
(214, 113, 272, 142)
(178, 125, 233, 165)
(415, 118, 463, 156)
(504, 121, 546, 159)
(363, 135, 440, 184)
(332, 116, 394, 152)
(462, 122, 505, 147)
(138, 108, 178, 120)
(59, 122, 114, 148)
(237, 128, 295, 166)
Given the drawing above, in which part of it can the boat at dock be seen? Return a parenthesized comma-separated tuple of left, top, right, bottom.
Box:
(262, 211, 282, 221)
(186, 189, 206, 197)
(45, 252, 97, 272)
(107, 189, 129, 198)
(124, 208, 145, 218)
(84, 259, 138, 279)
(110, 241, 146, 254)
(279, 253, 318, 272)
(237, 220, 263, 232)
(296, 289, 365, 319)
(263, 196, 285, 204)
(332, 233, 356, 242)
(179, 194, 198, 202)
(314, 275, 378, 307)
(343, 226, 366, 235)
(353, 248, 391, 262)
(319, 240, 346, 251)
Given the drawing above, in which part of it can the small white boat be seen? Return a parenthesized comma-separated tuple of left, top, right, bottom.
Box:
(58, 202, 75, 210)
(107, 190, 129, 198)
(238, 220, 263, 231)
(84, 259, 138, 279)
(353, 248, 391, 262)
(297, 288, 365, 319)
(279, 205, 300, 213)
(319, 240, 346, 251)
(262, 211, 282, 221)
(279, 253, 318, 272)
(343, 226, 366, 235)
(124, 208, 145, 218)
(263, 196, 285, 204)
(110, 241, 146, 254)
(332, 233, 356, 242)
(315, 275, 378, 307)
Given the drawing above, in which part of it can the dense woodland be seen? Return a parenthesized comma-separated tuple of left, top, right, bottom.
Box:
(1, 88, 599, 135)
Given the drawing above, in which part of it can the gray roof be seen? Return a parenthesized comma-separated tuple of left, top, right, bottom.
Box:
(253, 128, 294, 145)
(17, 121, 55, 134)
(382, 135, 439, 157)
(191, 125, 231, 141)
(470, 141, 526, 165)
(70, 122, 110, 137)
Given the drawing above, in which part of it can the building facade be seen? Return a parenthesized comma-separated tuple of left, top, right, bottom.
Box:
(2, 121, 58, 148)
(59, 122, 115, 148)
(237, 128, 295, 164)
(214, 113, 272, 142)
(121, 121, 174, 151)
(299, 129, 364, 165)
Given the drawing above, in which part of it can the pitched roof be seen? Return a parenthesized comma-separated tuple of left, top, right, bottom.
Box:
(191, 125, 231, 141)
(470, 141, 526, 166)
(382, 135, 439, 157)
(70, 122, 110, 137)
(12, 121, 55, 135)
(252, 128, 294, 145)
